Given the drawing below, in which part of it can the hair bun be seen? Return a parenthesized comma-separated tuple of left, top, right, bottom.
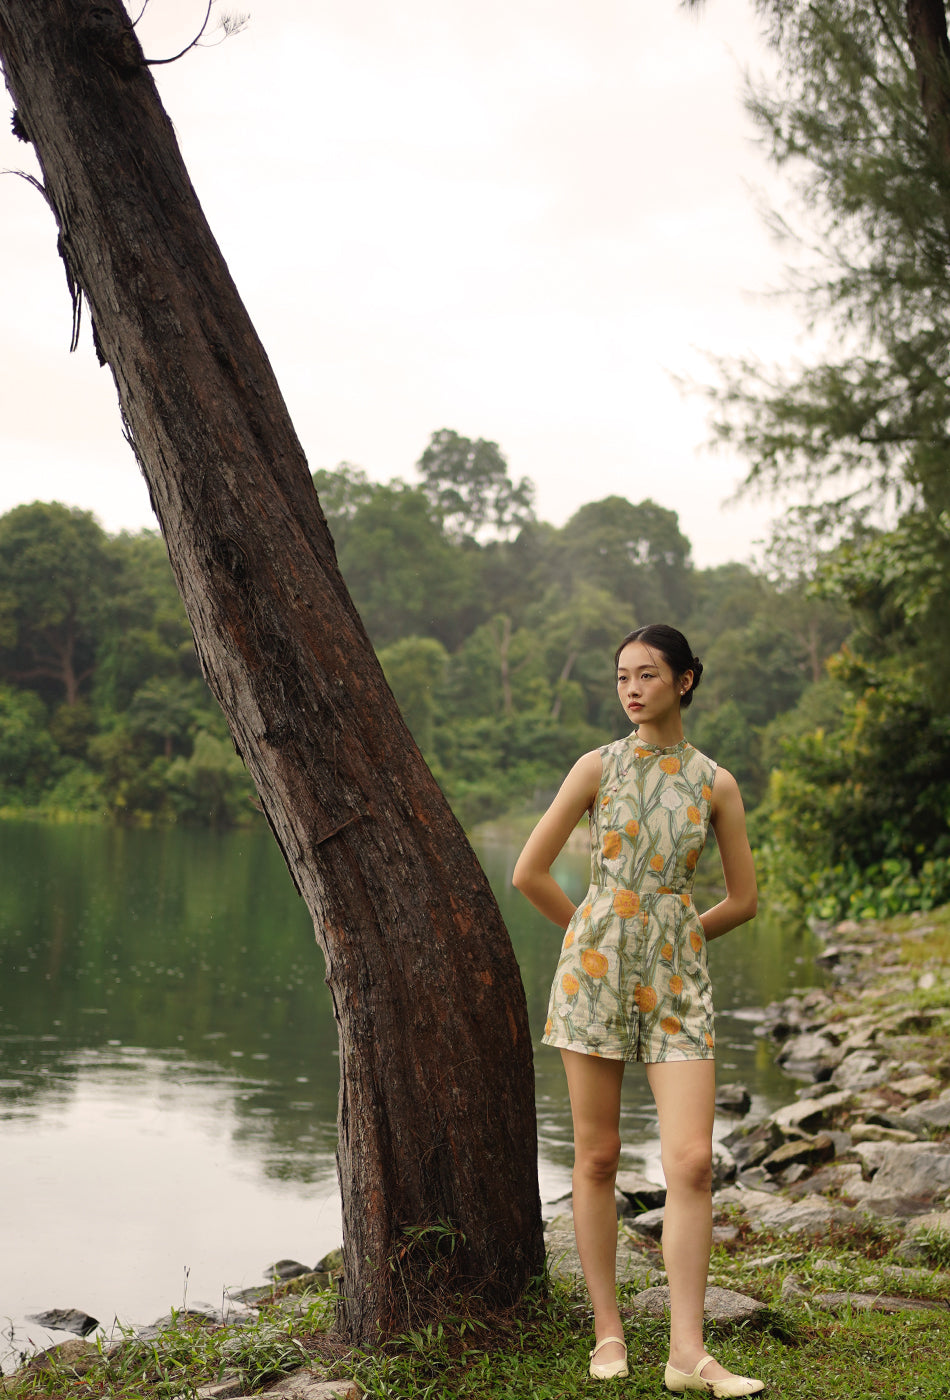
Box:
(690, 657, 704, 691)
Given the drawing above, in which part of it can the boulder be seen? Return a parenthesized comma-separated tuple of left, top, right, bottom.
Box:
(626, 1206, 666, 1241)
(775, 1032, 845, 1081)
(891, 1074, 942, 1098)
(196, 1377, 248, 1400)
(628, 1285, 766, 1323)
(746, 1193, 859, 1236)
(26, 1308, 99, 1337)
(852, 1141, 950, 1204)
(769, 1091, 852, 1134)
(261, 1373, 359, 1399)
(19, 1339, 100, 1374)
(715, 1084, 752, 1115)
(812, 1291, 942, 1314)
(546, 1213, 656, 1285)
(830, 1052, 891, 1093)
(760, 1134, 835, 1176)
(915, 1092, 950, 1130)
(615, 1170, 667, 1212)
(266, 1260, 312, 1281)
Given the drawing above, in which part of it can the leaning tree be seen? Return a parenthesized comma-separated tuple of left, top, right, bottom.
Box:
(0, 0, 544, 1342)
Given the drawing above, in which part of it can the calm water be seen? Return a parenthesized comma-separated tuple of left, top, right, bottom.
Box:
(0, 820, 822, 1366)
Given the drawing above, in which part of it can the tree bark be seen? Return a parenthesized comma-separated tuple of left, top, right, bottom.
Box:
(0, 0, 544, 1342)
(906, 0, 950, 171)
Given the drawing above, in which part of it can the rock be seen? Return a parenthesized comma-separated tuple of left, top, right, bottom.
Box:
(775, 1031, 844, 1081)
(910, 1209, 950, 1234)
(915, 1092, 950, 1130)
(852, 1141, 950, 1204)
(261, 1372, 359, 1399)
(266, 1259, 313, 1281)
(780, 1274, 807, 1302)
(546, 1213, 656, 1285)
(715, 1084, 752, 1115)
(850, 1123, 920, 1145)
(721, 1119, 785, 1170)
(812, 1291, 942, 1314)
(22, 1339, 100, 1374)
(891, 1073, 942, 1098)
(760, 1133, 836, 1176)
(628, 1285, 766, 1323)
(831, 1052, 891, 1093)
(615, 1170, 667, 1212)
(747, 1193, 859, 1236)
(196, 1376, 248, 1399)
(888, 1009, 944, 1035)
(26, 1308, 99, 1337)
(313, 1248, 344, 1274)
(743, 1251, 805, 1269)
(712, 1143, 738, 1187)
(137, 1305, 219, 1339)
(626, 1206, 666, 1240)
(770, 1091, 852, 1134)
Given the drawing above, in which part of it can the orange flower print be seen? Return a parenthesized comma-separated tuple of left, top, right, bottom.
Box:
(602, 830, 622, 860)
(581, 949, 609, 979)
(564, 929, 576, 948)
(634, 983, 658, 1013)
(613, 890, 640, 918)
(659, 756, 680, 774)
(705, 1032, 715, 1049)
(544, 1017, 553, 1036)
(702, 784, 713, 801)
(661, 943, 674, 961)
(690, 930, 704, 954)
(687, 804, 701, 823)
(680, 894, 691, 907)
(625, 819, 639, 838)
(562, 973, 579, 997)
(650, 854, 664, 872)
(582, 904, 593, 919)
(669, 974, 684, 996)
(685, 849, 699, 869)
(635, 747, 651, 759)
(661, 1016, 681, 1035)
(657, 885, 673, 894)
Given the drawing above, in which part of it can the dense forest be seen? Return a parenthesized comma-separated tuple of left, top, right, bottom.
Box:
(4, 0, 950, 922)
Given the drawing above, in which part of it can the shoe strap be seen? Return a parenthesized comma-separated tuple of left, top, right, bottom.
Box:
(590, 1336, 626, 1358)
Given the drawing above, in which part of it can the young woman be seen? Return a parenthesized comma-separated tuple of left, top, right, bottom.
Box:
(513, 624, 762, 1398)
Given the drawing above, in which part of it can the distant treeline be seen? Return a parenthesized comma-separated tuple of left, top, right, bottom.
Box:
(2, 426, 949, 919)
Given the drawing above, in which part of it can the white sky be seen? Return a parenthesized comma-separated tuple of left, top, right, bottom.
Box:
(0, 0, 805, 569)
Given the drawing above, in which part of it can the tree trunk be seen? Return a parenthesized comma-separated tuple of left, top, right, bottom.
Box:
(906, 0, 950, 171)
(0, 0, 544, 1342)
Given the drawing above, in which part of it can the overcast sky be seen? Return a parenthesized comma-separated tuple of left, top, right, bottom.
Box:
(0, 0, 804, 568)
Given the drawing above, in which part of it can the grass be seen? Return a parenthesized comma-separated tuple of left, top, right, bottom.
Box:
(6, 1225, 949, 1400)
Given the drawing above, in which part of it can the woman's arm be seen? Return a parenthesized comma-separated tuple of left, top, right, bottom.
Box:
(700, 765, 758, 942)
(512, 749, 602, 930)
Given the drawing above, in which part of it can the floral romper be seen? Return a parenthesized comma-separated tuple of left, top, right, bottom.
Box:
(542, 733, 717, 1063)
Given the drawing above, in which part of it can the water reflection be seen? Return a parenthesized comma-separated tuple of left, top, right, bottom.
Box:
(0, 819, 823, 1356)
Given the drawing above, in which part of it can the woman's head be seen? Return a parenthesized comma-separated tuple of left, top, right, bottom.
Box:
(614, 623, 703, 708)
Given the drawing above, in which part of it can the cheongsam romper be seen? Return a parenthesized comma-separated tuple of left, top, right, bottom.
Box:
(542, 733, 717, 1063)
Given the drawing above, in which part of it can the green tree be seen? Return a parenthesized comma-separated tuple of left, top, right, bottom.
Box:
(377, 635, 449, 755)
(0, 502, 117, 706)
(0, 684, 58, 803)
(416, 429, 536, 541)
(559, 497, 694, 622)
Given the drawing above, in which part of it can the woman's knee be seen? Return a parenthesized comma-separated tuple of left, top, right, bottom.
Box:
(662, 1139, 713, 1193)
(574, 1131, 622, 1185)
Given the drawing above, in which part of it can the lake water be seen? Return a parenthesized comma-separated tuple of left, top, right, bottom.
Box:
(0, 820, 823, 1367)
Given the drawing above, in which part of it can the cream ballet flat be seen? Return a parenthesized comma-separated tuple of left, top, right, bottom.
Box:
(589, 1335, 628, 1380)
(665, 1354, 764, 1397)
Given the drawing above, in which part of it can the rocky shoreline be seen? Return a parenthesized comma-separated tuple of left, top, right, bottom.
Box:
(6, 908, 950, 1397)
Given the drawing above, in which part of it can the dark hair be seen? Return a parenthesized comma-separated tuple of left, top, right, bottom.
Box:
(614, 623, 704, 708)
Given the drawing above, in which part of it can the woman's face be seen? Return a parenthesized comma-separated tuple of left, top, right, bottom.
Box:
(616, 641, 686, 727)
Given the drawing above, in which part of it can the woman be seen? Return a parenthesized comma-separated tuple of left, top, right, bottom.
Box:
(513, 624, 762, 1397)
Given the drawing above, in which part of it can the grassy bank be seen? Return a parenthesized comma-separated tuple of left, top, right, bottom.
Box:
(5, 906, 950, 1400)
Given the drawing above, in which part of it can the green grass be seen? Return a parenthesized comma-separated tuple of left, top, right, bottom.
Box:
(7, 1231, 949, 1400)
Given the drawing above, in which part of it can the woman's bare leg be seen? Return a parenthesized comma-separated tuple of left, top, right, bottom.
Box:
(646, 1059, 736, 1384)
(561, 1049, 626, 1365)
